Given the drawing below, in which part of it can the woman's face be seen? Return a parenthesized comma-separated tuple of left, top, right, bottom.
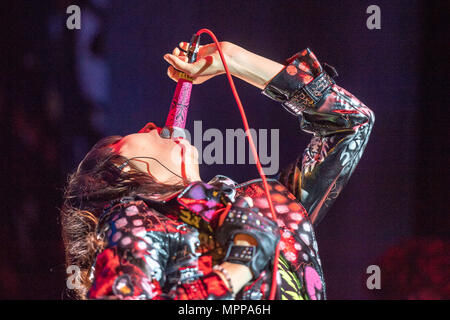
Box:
(112, 123, 200, 184)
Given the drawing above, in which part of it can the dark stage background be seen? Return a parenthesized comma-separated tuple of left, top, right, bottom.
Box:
(0, 0, 448, 299)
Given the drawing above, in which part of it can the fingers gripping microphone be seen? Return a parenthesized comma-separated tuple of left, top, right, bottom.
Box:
(160, 34, 201, 139)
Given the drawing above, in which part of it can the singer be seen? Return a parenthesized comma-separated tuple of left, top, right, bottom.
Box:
(61, 40, 374, 300)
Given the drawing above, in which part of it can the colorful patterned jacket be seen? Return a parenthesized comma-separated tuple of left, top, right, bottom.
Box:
(87, 48, 375, 300)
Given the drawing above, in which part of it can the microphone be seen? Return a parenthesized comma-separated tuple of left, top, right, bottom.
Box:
(160, 34, 201, 139)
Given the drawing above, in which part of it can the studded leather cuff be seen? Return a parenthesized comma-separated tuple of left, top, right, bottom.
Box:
(223, 244, 259, 277)
(215, 207, 280, 279)
(262, 48, 337, 116)
(224, 244, 256, 264)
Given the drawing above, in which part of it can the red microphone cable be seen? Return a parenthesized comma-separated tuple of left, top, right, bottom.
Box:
(194, 28, 280, 300)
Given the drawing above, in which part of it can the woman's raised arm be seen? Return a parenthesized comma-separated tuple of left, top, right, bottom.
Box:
(164, 42, 375, 226)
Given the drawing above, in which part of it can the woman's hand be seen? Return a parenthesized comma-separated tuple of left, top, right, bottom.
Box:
(164, 41, 234, 84)
(164, 41, 284, 89)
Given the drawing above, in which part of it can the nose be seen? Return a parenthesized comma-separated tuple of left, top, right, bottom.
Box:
(139, 122, 161, 134)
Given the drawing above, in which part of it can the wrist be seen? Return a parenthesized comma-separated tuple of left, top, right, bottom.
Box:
(220, 41, 239, 75)
(222, 42, 246, 77)
(221, 42, 284, 90)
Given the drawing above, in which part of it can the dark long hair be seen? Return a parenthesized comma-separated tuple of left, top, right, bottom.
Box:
(61, 136, 184, 299)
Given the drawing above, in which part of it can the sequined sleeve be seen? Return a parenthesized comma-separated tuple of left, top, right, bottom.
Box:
(264, 48, 375, 225)
(87, 200, 232, 300)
